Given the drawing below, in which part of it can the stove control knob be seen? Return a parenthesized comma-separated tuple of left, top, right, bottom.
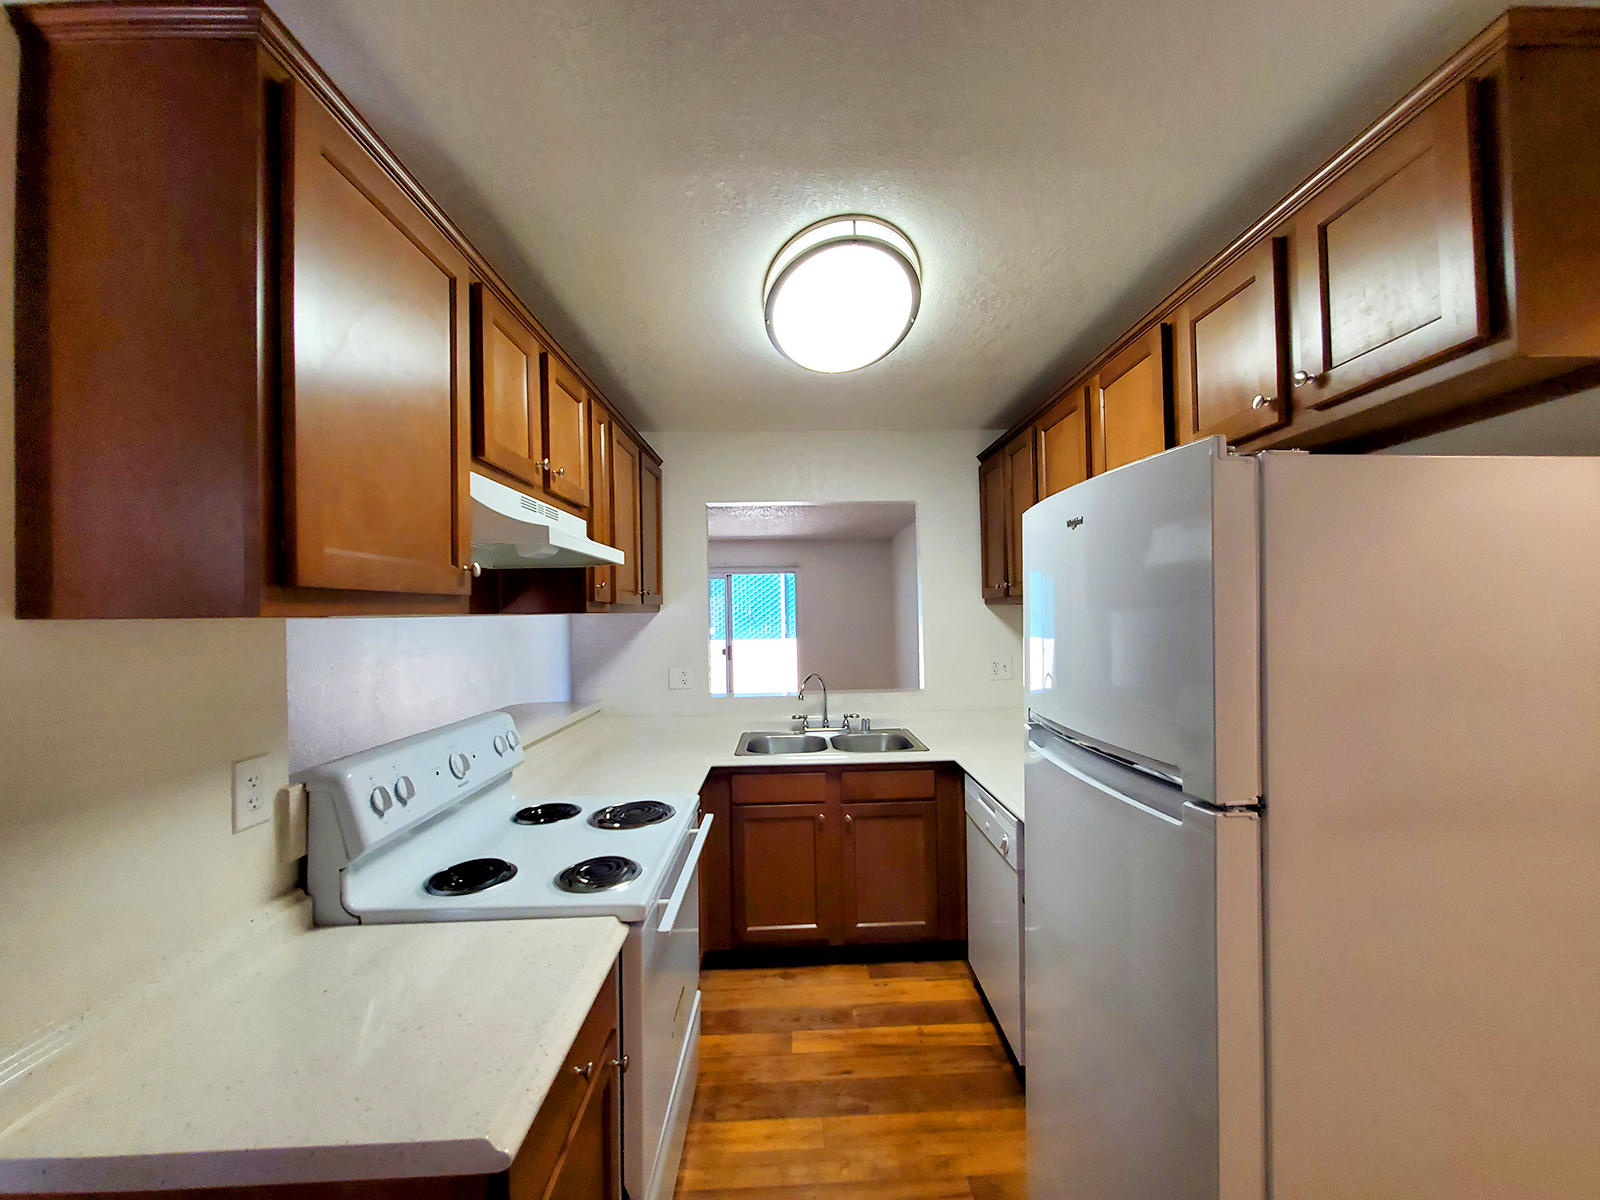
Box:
(449, 752, 471, 780)
(493, 735, 507, 755)
(393, 776, 416, 805)
(505, 729, 519, 748)
(369, 786, 393, 817)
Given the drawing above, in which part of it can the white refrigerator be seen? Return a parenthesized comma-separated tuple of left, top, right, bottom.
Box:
(1021, 437, 1600, 1200)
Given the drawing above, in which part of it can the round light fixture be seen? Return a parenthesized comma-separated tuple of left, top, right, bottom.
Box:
(763, 215, 921, 373)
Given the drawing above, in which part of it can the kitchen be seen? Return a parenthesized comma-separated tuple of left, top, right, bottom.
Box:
(1, 2, 1597, 1199)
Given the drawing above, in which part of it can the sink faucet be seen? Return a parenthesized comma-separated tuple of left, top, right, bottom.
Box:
(798, 673, 828, 730)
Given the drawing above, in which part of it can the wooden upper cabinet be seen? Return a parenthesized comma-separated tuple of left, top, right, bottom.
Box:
(840, 801, 940, 944)
(1003, 431, 1035, 601)
(1173, 238, 1291, 444)
(1290, 80, 1487, 411)
(472, 284, 546, 490)
(978, 455, 1010, 603)
(1036, 385, 1090, 499)
(611, 427, 642, 605)
(587, 401, 614, 604)
(545, 357, 590, 508)
(640, 456, 662, 605)
(285, 80, 469, 597)
(1092, 324, 1172, 474)
(731, 803, 836, 946)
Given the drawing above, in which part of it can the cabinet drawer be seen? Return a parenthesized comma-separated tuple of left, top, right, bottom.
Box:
(840, 769, 936, 801)
(731, 772, 828, 806)
(511, 965, 618, 1188)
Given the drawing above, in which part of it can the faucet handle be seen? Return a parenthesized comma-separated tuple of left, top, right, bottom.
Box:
(791, 714, 810, 732)
(842, 713, 861, 732)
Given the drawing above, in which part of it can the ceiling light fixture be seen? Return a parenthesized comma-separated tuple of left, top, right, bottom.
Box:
(763, 215, 921, 373)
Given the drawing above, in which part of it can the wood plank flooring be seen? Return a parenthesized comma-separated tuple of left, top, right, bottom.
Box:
(674, 961, 1025, 1199)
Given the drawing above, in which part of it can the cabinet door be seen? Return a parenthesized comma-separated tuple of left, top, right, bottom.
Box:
(1173, 238, 1291, 443)
(841, 800, 939, 943)
(471, 284, 547, 490)
(587, 401, 613, 604)
(286, 81, 469, 595)
(1092, 324, 1171, 474)
(545, 1036, 623, 1200)
(545, 357, 590, 508)
(731, 802, 836, 946)
(1003, 431, 1035, 598)
(639, 455, 662, 605)
(1290, 80, 1487, 409)
(978, 454, 1010, 602)
(1036, 385, 1090, 500)
(612, 427, 642, 605)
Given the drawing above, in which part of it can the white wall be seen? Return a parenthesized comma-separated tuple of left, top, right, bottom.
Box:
(573, 430, 1025, 718)
(285, 616, 571, 772)
(0, 25, 297, 1050)
(708, 537, 898, 691)
(891, 523, 922, 690)
(1382, 387, 1600, 454)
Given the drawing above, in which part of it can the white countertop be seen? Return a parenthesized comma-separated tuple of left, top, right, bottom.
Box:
(0, 704, 1021, 1194)
(506, 707, 1028, 821)
(0, 899, 626, 1193)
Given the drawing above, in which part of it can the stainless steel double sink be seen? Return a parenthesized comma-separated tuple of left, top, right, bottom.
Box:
(735, 729, 928, 756)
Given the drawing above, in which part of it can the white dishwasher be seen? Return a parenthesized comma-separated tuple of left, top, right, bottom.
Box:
(965, 775, 1024, 1065)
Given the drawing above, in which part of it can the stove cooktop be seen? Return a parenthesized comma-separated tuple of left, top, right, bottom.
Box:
(340, 787, 699, 924)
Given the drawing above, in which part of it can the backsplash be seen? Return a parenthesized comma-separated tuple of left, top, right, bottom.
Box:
(286, 615, 573, 772)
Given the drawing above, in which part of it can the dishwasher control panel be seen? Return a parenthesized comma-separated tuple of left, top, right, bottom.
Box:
(964, 777, 1021, 870)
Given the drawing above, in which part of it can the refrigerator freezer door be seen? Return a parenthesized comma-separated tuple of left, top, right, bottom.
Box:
(1023, 438, 1223, 802)
(1025, 722, 1263, 1200)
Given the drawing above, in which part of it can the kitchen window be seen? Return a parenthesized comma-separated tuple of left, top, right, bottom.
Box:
(709, 570, 799, 696)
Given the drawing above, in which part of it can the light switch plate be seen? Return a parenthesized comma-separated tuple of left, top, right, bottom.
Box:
(989, 656, 1014, 681)
(668, 666, 692, 690)
(232, 753, 273, 832)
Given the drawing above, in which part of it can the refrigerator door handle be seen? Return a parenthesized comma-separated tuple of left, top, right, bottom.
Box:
(1030, 711, 1184, 789)
(1030, 727, 1185, 827)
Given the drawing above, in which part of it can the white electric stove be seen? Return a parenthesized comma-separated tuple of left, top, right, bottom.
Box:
(301, 711, 709, 1200)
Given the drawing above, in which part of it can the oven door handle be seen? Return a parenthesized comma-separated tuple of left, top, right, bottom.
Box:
(658, 814, 714, 936)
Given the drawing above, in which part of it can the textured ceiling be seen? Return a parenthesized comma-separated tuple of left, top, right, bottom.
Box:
(708, 501, 916, 541)
(265, 0, 1600, 432)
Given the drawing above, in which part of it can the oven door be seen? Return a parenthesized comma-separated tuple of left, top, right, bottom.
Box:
(625, 811, 711, 1200)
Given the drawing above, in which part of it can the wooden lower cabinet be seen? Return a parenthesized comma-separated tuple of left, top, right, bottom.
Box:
(730, 802, 835, 945)
(507, 964, 622, 1200)
(841, 800, 939, 942)
(702, 765, 965, 952)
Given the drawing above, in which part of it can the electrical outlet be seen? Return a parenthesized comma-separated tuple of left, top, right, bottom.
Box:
(989, 656, 1014, 681)
(232, 753, 273, 833)
(668, 666, 692, 690)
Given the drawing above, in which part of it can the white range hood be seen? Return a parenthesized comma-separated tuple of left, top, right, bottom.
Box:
(469, 472, 625, 570)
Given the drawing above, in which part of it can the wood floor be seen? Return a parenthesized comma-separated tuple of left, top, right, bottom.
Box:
(673, 960, 1026, 1199)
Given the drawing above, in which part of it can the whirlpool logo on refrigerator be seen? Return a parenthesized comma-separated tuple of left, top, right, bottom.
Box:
(1066, 516, 1084, 529)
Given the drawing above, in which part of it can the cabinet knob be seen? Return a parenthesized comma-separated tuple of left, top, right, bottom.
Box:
(542, 457, 551, 471)
(572, 1060, 594, 1081)
(555, 466, 566, 476)
(612, 1054, 629, 1073)
(845, 813, 853, 826)
(1292, 370, 1319, 387)
(817, 812, 825, 824)
(1251, 394, 1273, 410)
